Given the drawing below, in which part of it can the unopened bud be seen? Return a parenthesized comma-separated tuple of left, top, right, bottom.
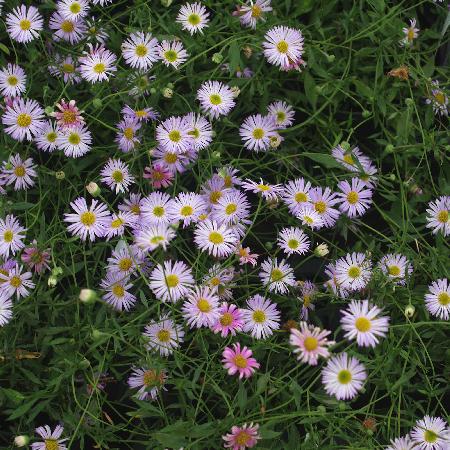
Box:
(314, 243, 329, 257)
(162, 87, 173, 98)
(78, 357, 90, 369)
(231, 86, 240, 98)
(48, 275, 58, 288)
(44, 106, 54, 116)
(79, 289, 97, 304)
(404, 304, 415, 318)
(86, 182, 101, 197)
(212, 53, 223, 64)
(92, 329, 108, 341)
(92, 98, 102, 108)
(243, 46, 253, 58)
(340, 141, 351, 151)
(326, 54, 335, 63)
(405, 98, 414, 107)
(149, 87, 157, 95)
(385, 144, 394, 153)
(362, 110, 371, 118)
(212, 151, 221, 160)
(55, 171, 65, 180)
(269, 134, 282, 148)
(161, 0, 173, 6)
(264, 241, 273, 250)
(388, 173, 396, 181)
(52, 267, 63, 277)
(14, 436, 30, 447)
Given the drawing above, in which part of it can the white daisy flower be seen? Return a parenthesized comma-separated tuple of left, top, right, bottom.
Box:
(0, 64, 26, 97)
(282, 177, 312, 215)
(57, 0, 90, 22)
(6, 5, 44, 43)
(121, 31, 159, 70)
(425, 278, 450, 320)
(277, 226, 310, 255)
(0, 297, 13, 327)
(378, 253, 413, 285)
(263, 25, 304, 70)
(239, 114, 278, 152)
(100, 272, 136, 311)
(241, 178, 283, 202)
(184, 112, 213, 150)
(107, 245, 144, 278)
(321, 352, 367, 400)
(49, 12, 87, 44)
(296, 204, 324, 229)
(159, 40, 189, 69)
(0, 264, 35, 300)
(167, 192, 207, 227)
(141, 192, 174, 226)
(104, 211, 136, 240)
(386, 435, 415, 450)
(182, 285, 220, 328)
(267, 100, 295, 128)
(34, 121, 60, 152)
(2, 154, 37, 191)
(79, 44, 117, 83)
(155, 115, 194, 154)
(176, 2, 210, 35)
(425, 196, 449, 237)
(100, 158, 135, 194)
(143, 314, 184, 356)
(197, 80, 236, 119)
(134, 224, 176, 253)
(259, 257, 296, 294)
(56, 125, 92, 158)
(211, 190, 251, 226)
(194, 219, 238, 257)
(334, 252, 372, 291)
(410, 416, 449, 450)
(0, 215, 26, 258)
(241, 294, 280, 339)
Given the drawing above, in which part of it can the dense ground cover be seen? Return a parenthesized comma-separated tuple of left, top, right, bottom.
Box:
(0, 0, 449, 448)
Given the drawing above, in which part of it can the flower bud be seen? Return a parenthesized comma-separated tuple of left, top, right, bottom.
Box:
(212, 53, 223, 64)
(48, 275, 58, 288)
(92, 98, 103, 108)
(243, 46, 253, 58)
(264, 241, 273, 250)
(79, 289, 97, 304)
(212, 151, 221, 160)
(162, 87, 173, 98)
(161, 0, 173, 6)
(55, 171, 65, 180)
(52, 267, 63, 277)
(314, 243, 329, 257)
(269, 134, 282, 148)
(326, 54, 335, 63)
(404, 304, 415, 318)
(340, 141, 351, 151)
(362, 110, 371, 118)
(405, 98, 414, 107)
(86, 182, 101, 197)
(44, 106, 54, 116)
(150, 87, 157, 95)
(385, 144, 394, 153)
(14, 436, 30, 447)
(231, 86, 240, 98)
(92, 329, 108, 341)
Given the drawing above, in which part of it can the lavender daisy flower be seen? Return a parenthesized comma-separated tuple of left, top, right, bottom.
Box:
(182, 286, 220, 328)
(194, 219, 238, 257)
(425, 278, 450, 320)
(309, 187, 341, 228)
(334, 252, 372, 291)
(143, 314, 184, 356)
(259, 257, 296, 294)
(128, 367, 167, 401)
(121, 32, 159, 70)
(168, 192, 207, 227)
(267, 100, 295, 128)
(48, 54, 82, 84)
(0, 264, 35, 299)
(2, 154, 37, 190)
(56, 125, 92, 158)
(0, 215, 26, 258)
(282, 177, 312, 215)
(263, 25, 304, 70)
(21, 240, 51, 274)
(0, 64, 26, 97)
(298, 203, 326, 229)
(337, 177, 373, 218)
(6, 5, 43, 43)
(241, 294, 280, 339)
(159, 40, 189, 69)
(185, 112, 213, 150)
(49, 12, 87, 44)
(426, 80, 448, 117)
(100, 272, 136, 311)
(57, 0, 89, 22)
(197, 81, 236, 119)
(0, 296, 13, 327)
(121, 105, 159, 122)
(234, 0, 272, 29)
(100, 159, 135, 194)
(31, 425, 68, 450)
(425, 196, 449, 236)
(176, 2, 210, 35)
(34, 121, 60, 152)
(134, 224, 176, 253)
(115, 117, 141, 153)
(156, 115, 194, 154)
(277, 226, 310, 256)
(410, 416, 449, 450)
(378, 253, 413, 285)
(79, 44, 117, 83)
(239, 114, 278, 152)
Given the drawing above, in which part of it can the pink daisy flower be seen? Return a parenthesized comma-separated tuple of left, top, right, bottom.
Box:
(236, 245, 258, 266)
(143, 163, 174, 189)
(211, 303, 243, 337)
(222, 343, 260, 379)
(53, 99, 84, 129)
(21, 240, 51, 274)
(223, 423, 260, 450)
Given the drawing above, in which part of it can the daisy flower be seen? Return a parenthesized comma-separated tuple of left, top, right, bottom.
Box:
(277, 226, 310, 255)
(263, 25, 304, 70)
(378, 253, 413, 285)
(386, 435, 415, 450)
(234, 0, 272, 29)
(53, 99, 84, 129)
(267, 100, 294, 128)
(119, 193, 144, 218)
(331, 145, 376, 181)
(34, 121, 60, 152)
(185, 112, 213, 150)
(100, 272, 136, 311)
(282, 178, 312, 215)
(321, 352, 367, 400)
(410, 416, 449, 450)
(241, 178, 283, 202)
(57, 0, 89, 21)
(176, 2, 210, 35)
(152, 147, 190, 174)
(49, 12, 86, 44)
(156, 115, 193, 154)
(168, 192, 207, 227)
(0, 264, 35, 300)
(31, 425, 68, 450)
(79, 44, 117, 83)
(0, 64, 26, 97)
(400, 18, 419, 47)
(219, 166, 242, 189)
(141, 191, 174, 226)
(2, 97, 44, 142)
(121, 32, 159, 70)
(236, 245, 259, 266)
(222, 343, 260, 379)
(334, 252, 372, 291)
(212, 191, 251, 226)
(309, 186, 341, 228)
(149, 260, 194, 303)
(56, 125, 92, 157)
(64, 197, 110, 241)
(426, 80, 448, 117)
(135, 224, 176, 253)
(0, 297, 13, 327)
(6, 5, 43, 43)
(143, 314, 184, 356)
(259, 257, 296, 294)
(425, 196, 449, 236)
(143, 163, 174, 189)
(159, 40, 189, 68)
(211, 302, 243, 337)
(239, 114, 278, 152)
(100, 159, 135, 194)
(425, 278, 450, 320)
(223, 423, 260, 450)
(241, 294, 280, 339)
(127, 367, 167, 401)
(341, 300, 390, 348)
(323, 262, 350, 298)
(337, 177, 373, 218)
(182, 285, 220, 328)
(104, 211, 135, 240)
(299, 280, 317, 320)
(107, 246, 144, 277)
(0, 215, 26, 258)
(21, 241, 51, 274)
(122, 105, 159, 122)
(48, 54, 81, 84)
(203, 263, 235, 299)
(115, 117, 141, 153)
(290, 322, 335, 365)
(201, 174, 230, 206)
(197, 80, 236, 119)
(2, 154, 37, 191)
(194, 219, 238, 257)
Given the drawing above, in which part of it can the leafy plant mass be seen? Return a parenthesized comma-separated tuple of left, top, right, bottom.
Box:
(0, 0, 449, 449)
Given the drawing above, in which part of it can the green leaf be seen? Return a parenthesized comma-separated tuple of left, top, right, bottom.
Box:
(302, 152, 342, 168)
(228, 41, 240, 75)
(304, 72, 317, 109)
(0, 43, 10, 55)
(10, 202, 35, 211)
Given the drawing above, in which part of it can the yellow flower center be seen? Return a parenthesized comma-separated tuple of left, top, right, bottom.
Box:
(303, 294, 311, 307)
(347, 266, 361, 279)
(343, 154, 354, 165)
(62, 63, 75, 73)
(143, 369, 160, 387)
(188, 13, 201, 25)
(437, 210, 448, 223)
(223, 175, 232, 188)
(209, 94, 222, 105)
(45, 439, 59, 450)
(3, 230, 14, 243)
(63, 110, 77, 124)
(220, 312, 233, 326)
(164, 152, 178, 164)
(135, 110, 147, 118)
(424, 430, 438, 443)
(70, 2, 81, 13)
(388, 265, 400, 276)
(303, 336, 318, 351)
(10, 275, 22, 288)
(19, 19, 31, 31)
(16, 113, 32, 128)
(209, 231, 224, 245)
(164, 50, 178, 63)
(118, 258, 132, 271)
(276, 40, 289, 53)
(294, 192, 307, 203)
(93, 63, 106, 74)
(112, 284, 124, 297)
(80, 211, 96, 226)
(252, 128, 265, 139)
(197, 298, 211, 312)
(355, 317, 371, 332)
(61, 20, 75, 32)
(287, 239, 299, 249)
(123, 127, 134, 140)
(168, 130, 181, 143)
(46, 131, 57, 142)
(157, 329, 170, 342)
(111, 170, 124, 183)
(14, 166, 26, 177)
(257, 184, 270, 191)
(438, 292, 450, 306)
(180, 205, 193, 217)
(68, 132, 80, 145)
(235, 431, 251, 446)
(111, 218, 124, 229)
(434, 92, 446, 105)
(153, 206, 165, 217)
(165, 274, 179, 288)
(7, 75, 18, 86)
(271, 268, 284, 282)
(251, 4, 262, 18)
(407, 28, 415, 41)
(233, 354, 248, 368)
(209, 191, 222, 203)
(314, 201, 327, 214)
(150, 235, 164, 244)
(346, 191, 359, 205)
(225, 203, 237, 215)
(337, 369, 352, 384)
(135, 44, 148, 57)
(252, 309, 266, 323)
